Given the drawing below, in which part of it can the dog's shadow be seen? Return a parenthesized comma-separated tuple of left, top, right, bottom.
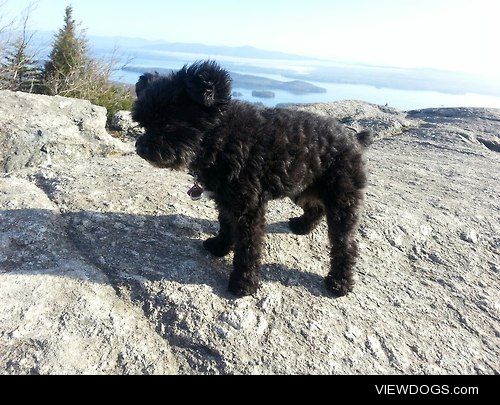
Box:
(4, 209, 329, 299)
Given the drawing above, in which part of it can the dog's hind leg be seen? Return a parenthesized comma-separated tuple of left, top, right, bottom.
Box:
(320, 171, 364, 297)
(289, 190, 325, 235)
(204, 209, 234, 257)
(289, 201, 325, 235)
(228, 202, 267, 297)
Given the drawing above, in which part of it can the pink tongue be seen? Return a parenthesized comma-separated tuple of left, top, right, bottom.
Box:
(188, 184, 204, 201)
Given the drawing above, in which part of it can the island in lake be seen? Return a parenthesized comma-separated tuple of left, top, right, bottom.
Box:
(252, 90, 275, 99)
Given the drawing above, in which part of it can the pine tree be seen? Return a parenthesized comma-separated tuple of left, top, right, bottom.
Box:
(41, 6, 134, 123)
(1, 36, 42, 92)
(0, 2, 42, 93)
(43, 6, 88, 95)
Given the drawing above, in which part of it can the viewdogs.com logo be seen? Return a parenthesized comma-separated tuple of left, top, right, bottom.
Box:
(375, 385, 479, 396)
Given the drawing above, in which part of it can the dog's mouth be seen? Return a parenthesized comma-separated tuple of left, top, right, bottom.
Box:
(136, 140, 168, 168)
(147, 159, 168, 169)
(136, 140, 153, 159)
(137, 151, 163, 168)
(135, 133, 190, 171)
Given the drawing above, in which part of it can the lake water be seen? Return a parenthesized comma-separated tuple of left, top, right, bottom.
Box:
(113, 58, 500, 111)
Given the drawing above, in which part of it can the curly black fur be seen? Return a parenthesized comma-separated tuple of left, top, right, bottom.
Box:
(133, 61, 372, 297)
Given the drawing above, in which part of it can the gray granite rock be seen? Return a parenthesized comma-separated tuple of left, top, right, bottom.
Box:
(109, 110, 144, 141)
(0, 177, 177, 375)
(287, 100, 420, 139)
(0, 91, 133, 173)
(407, 107, 500, 152)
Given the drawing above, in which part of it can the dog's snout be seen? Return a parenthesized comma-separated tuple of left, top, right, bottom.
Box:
(135, 140, 151, 158)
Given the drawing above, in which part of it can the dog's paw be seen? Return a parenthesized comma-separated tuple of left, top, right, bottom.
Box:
(324, 275, 354, 298)
(289, 216, 315, 235)
(203, 237, 233, 258)
(228, 273, 260, 297)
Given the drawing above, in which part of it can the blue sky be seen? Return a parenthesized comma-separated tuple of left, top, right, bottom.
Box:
(4, 0, 499, 77)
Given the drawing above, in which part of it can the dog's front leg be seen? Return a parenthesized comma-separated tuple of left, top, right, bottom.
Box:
(228, 203, 267, 297)
(204, 209, 234, 257)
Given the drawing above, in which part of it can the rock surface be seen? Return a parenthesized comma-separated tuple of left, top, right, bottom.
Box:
(109, 110, 144, 141)
(407, 107, 500, 153)
(0, 91, 133, 173)
(288, 100, 420, 139)
(0, 91, 499, 375)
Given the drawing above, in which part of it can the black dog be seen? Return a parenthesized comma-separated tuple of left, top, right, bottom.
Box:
(133, 61, 372, 297)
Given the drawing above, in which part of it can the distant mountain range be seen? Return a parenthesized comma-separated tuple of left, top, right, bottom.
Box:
(21, 31, 500, 98)
(30, 31, 316, 61)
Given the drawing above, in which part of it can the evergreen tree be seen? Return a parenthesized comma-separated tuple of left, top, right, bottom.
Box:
(41, 5, 134, 123)
(0, 2, 42, 93)
(1, 36, 42, 92)
(43, 6, 88, 95)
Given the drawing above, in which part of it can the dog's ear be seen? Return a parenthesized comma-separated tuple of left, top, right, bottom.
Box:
(136, 72, 158, 98)
(183, 61, 232, 108)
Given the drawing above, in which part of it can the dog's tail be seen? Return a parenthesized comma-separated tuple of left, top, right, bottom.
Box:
(356, 130, 374, 148)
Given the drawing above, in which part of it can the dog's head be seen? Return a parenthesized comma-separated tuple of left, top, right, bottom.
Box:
(133, 61, 232, 169)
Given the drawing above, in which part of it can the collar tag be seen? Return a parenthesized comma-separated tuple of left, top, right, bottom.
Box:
(188, 184, 204, 201)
